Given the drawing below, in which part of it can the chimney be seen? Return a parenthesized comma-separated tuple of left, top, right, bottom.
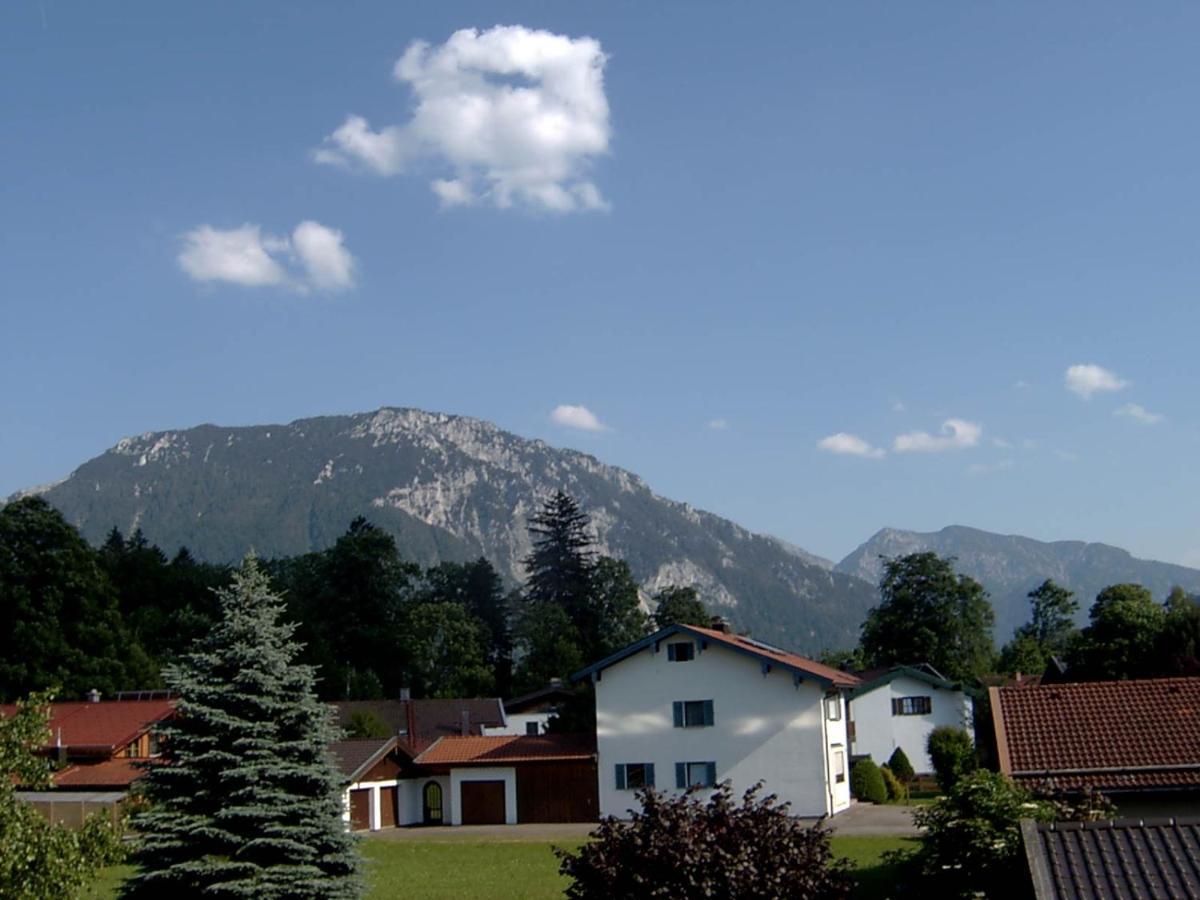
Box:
(460, 710, 471, 736)
(86, 688, 101, 703)
(399, 686, 411, 701)
(709, 616, 733, 634)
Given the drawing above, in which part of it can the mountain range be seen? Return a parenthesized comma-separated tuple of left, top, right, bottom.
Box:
(14, 407, 1200, 653)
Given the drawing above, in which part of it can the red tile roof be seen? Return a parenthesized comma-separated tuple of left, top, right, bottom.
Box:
(684, 625, 862, 688)
(415, 734, 595, 766)
(991, 678, 1200, 792)
(53, 759, 149, 788)
(0, 699, 175, 757)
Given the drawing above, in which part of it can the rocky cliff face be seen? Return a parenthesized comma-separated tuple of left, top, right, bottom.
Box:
(29, 407, 878, 654)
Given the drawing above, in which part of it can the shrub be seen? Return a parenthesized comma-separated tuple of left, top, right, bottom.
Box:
(345, 709, 392, 739)
(905, 771, 1053, 898)
(880, 765, 908, 802)
(887, 747, 915, 783)
(850, 758, 887, 804)
(557, 782, 853, 899)
(926, 726, 976, 792)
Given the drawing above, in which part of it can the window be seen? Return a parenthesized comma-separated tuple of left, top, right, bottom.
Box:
(832, 747, 846, 784)
(673, 699, 714, 728)
(667, 641, 695, 662)
(892, 696, 932, 716)
(824, 694, 842, 721)
(525, 721, 540, 736)
(615, 763, 655, 790)
(675, 761, 717, 788)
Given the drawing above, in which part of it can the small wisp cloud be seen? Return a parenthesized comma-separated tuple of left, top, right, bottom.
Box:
(1065, 364, 1127, 399)
(551, 404, 608, 432)
(178, 221, 356, 293)
(817, 432, 886, 459)
(316, 25, 611, 213)
(893, 418, 982, 453)
(1114, 403, 1164, 425)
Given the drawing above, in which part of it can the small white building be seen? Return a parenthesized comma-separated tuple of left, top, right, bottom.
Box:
(847, 665, 976, 774)
(574, 620, 859, 820)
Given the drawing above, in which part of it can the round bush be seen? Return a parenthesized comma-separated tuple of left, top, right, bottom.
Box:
(850, 758, 887, 804)
(887, 747, 915, 783)
(926, 726, 977, 792)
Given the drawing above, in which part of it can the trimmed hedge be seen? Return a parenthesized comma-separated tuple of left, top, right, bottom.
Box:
(880, 765, 908, 802)
(849, 758, 887, 804)
(886, 747, 915, 783)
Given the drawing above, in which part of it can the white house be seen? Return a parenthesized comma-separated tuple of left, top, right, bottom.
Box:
(573, 620, 860, 820)
(847, 665, 975, 774)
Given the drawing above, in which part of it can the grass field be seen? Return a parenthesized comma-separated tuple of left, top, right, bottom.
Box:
(85, 834, 916, 899)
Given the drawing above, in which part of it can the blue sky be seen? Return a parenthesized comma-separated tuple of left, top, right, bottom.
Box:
(3, 2, 1199, 567)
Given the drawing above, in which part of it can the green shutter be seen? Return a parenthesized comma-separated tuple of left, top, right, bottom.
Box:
(667, 643, 677, 661)
(706, 762, 717, 786)
(673, 701, 684, 727)
(615, 764, 625, 790)
(703, 700, 714, 726)
(675, 762, 686, 789)
(645, 763, 655, 787)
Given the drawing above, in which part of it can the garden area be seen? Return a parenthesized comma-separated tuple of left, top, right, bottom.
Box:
(82, 834, 918, 900)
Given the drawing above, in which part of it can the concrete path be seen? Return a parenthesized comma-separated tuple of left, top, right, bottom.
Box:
(367, 802, 920, 842)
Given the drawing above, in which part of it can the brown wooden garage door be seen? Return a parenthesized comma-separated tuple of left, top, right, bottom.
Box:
(379, 786, 398, 828)
(460, 780, 506, 825)
(349, 789, 371, 831)
(517, 762, 599, 823)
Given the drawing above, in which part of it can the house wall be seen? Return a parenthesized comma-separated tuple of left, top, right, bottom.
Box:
(594, 637, 849, 819)
(483, 712, 552, 736)
(449, 767, 517, 825)
(397, 775, 451, 826)
(849, 675, 974, 773)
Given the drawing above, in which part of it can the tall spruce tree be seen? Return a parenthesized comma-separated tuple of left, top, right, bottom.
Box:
(122, 556, 360, 899)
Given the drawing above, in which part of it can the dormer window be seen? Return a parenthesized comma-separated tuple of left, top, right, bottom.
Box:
(667, 642, 695, 662)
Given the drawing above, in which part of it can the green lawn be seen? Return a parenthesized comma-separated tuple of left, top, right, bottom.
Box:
(86, 834, 915, 899)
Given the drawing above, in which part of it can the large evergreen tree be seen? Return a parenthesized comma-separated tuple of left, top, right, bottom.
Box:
(859, 552, 995, 682)
(123, 556, 360, 898)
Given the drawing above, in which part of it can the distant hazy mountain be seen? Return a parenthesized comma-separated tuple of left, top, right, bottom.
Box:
(23, 408, 878, 653)
(836, 525, 1200, 640)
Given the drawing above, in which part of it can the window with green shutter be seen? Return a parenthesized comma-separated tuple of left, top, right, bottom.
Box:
(672, 699, 714, 727)
(675, 761, 717, 788)
(615, 763, 654, 790)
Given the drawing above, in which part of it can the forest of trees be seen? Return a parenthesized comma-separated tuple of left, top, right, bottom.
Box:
(3, 492, 1198, 710)
(0, 492, 704, 707)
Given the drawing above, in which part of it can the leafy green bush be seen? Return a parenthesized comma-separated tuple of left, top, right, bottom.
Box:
(345, 709, 392, 739)
(850, 758, 888, 804)
(557, 782, 853, 899)
(886, 747, 915, 783)
(926, 726, 976, 792)
(880, 765, 908, 802)
(906, 771, 1052, 897)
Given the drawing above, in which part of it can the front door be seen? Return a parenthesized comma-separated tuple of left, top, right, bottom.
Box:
(422, 781, 444, 825)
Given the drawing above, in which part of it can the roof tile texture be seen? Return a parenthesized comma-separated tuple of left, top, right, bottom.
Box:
(416, 734, 595, 766)
(53, 759, 148, 788)
(684, 625, 861, 688)
(995, 678, 1200, 788)
(0, 700, 175, 756)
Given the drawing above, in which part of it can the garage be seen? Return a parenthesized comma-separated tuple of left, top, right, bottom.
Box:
(379, 785, 398, 828)
(460, 780, 506, 825)
(348, 789, 371, 831)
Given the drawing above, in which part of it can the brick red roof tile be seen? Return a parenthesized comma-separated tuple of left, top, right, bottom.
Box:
(52, 759, 149, 788)
(415, 734, 595, 766)
(0, 700, 175, 757)
(992, 678, 1200, 792)
(684, 626, 862, 688)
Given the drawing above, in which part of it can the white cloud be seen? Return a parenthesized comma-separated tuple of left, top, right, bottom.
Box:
(316, 25, 611, 213)
(1114, 403, 1164, 425)
(707, 419, 729, 431)
(178, 224, 288, 287)
(894, 418, 982, 453)
(291, 221, 355, 291)
(1065, 364, 1128, 399)
(178, 221, 357, 293)
(551, 404, 607, 432)
(817, 433, 886, 459)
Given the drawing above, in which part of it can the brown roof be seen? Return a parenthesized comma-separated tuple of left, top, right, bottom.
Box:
(331, 698, 505, 751)
(53, 759, 148, 789)
(685, 625, 861, 688)
(1022, 818, 1200, 899)
(991, 678, 1200, 792)
(328, 738, 400, 781)
(415, 734, 596, 766)
(0, 699, 175, 758)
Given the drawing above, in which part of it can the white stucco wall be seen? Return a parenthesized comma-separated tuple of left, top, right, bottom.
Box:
(483, 712, 552, 736)
(397, 775, 451, 826)
(848, 675, 974, 773)
(594, 636, 851, 819)
(449, 766, 518, 825)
